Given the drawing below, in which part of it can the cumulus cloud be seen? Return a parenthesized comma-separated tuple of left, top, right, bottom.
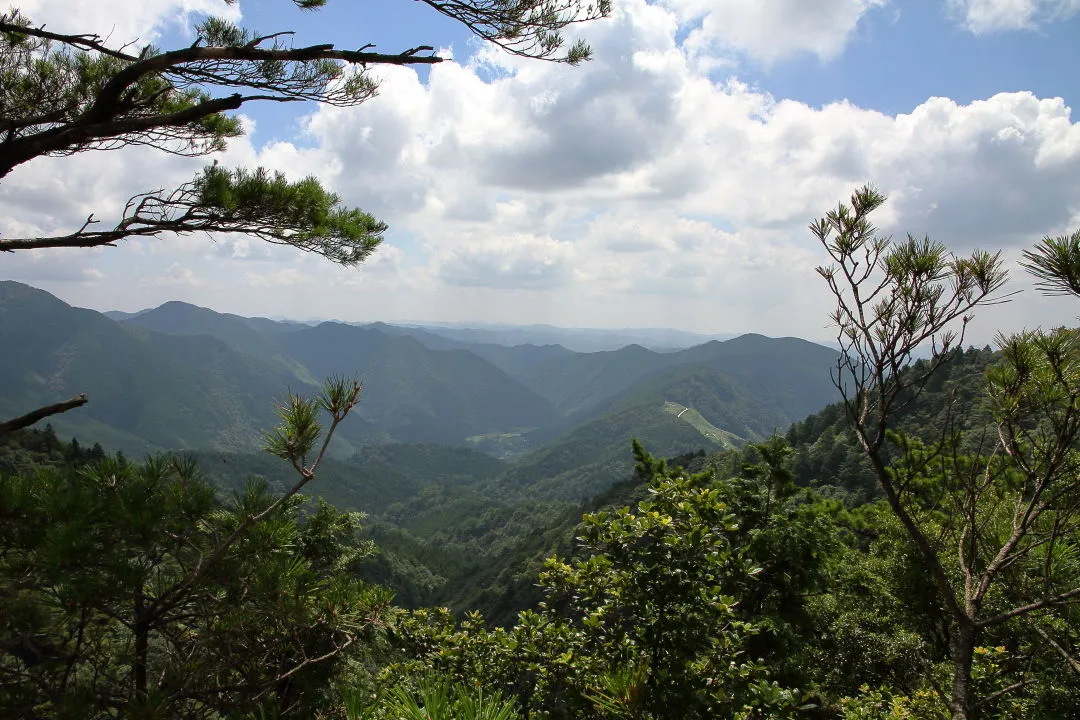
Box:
(11, 0, 240, 43)
(948, 0, 1080, 33)
(432, 234, 578, 290)
(2, 248, 107, 283)
(141, 262, 205, 289)
(298, 1, 1080, 250)
(2, 0, 1079, 341)
(285, 0, 1079, 336)
(667, 0, 888, 66)
(242, 268, 309, 288)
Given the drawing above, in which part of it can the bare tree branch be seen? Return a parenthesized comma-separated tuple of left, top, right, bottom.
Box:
(979, 587, 1080, 628)
(0, 394, 88, 437)
(0, 19, 138, 60)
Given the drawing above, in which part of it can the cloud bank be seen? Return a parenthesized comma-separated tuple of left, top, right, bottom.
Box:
(1, 0, 1078, 342)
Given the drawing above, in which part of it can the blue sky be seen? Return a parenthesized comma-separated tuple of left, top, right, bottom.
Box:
(4, 0, 1080, 344)
(749, 2, 1080, 115)
(154, 1, 1080, 145)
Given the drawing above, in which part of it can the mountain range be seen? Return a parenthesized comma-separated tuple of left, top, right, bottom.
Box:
(0, 280, 841, 499)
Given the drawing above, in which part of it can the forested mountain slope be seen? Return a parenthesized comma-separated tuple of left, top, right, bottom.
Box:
(1, 283, 564, 451)
(407, 345, 1007, 623)
(501, 364, 766, 501)
(121, 300, 301, 360)
(0, 282, 295, 454)
(1, 282, 839, 464)
(672, 333, 842, 421)
(0, 281, 849, 630)
(517, 333, 840, 425)
(782, 344, 1000, 501)
(271, 323, 562, 445)
(364, 321, 578, 380)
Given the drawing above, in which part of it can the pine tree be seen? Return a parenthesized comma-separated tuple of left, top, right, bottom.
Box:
(815, 187, 1080, 719)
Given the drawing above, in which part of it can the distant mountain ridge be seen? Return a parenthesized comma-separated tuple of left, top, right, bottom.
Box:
(1, 281, 840, 500)
(372, 323, 739, 353)
(106, 302, 743, 353)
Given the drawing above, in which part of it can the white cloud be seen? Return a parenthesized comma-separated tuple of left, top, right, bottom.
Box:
(666, 0, 888, 66)
(1, 247, 107, 283)
(3, 0, 1079, 342)
(242, 268, 308, 288)
(10, 0, 240, 44)
(281, 0, 1079, 337)
(948, 0, 1080, 33)
(432, 233, 578, 290)
(141, 262, 205, 289)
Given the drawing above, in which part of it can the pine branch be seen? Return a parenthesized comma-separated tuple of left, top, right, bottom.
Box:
(0, 166, 386, 266)
(146, 378, 362, 621)
(0, 19, 138, 60)
(87, 41, 441, 122)
(0, 42, 439, 178)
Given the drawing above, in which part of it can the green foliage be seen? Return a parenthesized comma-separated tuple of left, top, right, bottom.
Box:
(0, 10, 243, 156)
(0, 425, 105, 474)
(0, 453, 392, 718)
(265, 389, 324, 463)
(815, 185, 1080, 719)
(381, 442, 807, 720)
(836, 686, 946, 720)
(194, 166, 386, 266)
(352, 675, 524, 720)
(537, 441, 800, 720)
(782, 346, 1000, 502)
(1020, 229, 1080, 296)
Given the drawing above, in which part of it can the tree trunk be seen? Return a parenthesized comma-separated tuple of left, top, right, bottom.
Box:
(950, 619, 978, 720)
(133, 588, 148, 705)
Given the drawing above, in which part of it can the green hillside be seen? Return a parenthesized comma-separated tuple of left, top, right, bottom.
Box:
(672, 333, 841, 420)
(0, 281, 849, 554)
(272, 323, 562, 445)
(498, 364, 776, 501)
(518, 333, 840, 430)
(661, 402, 744, 448)
(519, 343, 671, 416)
(375, 347, 1008, 624)
(781, 344, 1001, 501)
(1, 282, 842, 499)
(0, 282, 292, 454)
(1, 285, 567, 452)
(363, 321, 578, 381)
(122, 301, 283, 359)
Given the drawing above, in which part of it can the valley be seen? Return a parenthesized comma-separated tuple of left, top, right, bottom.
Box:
(1, 278, 844, 617)
(0, 279, 840, 468)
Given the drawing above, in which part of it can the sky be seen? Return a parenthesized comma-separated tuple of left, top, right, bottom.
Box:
(3, 0, 1080, 345)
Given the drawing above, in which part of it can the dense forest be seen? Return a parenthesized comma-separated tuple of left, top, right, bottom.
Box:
(3, 332, 1079, 719)
(2, 2, 1080, 719)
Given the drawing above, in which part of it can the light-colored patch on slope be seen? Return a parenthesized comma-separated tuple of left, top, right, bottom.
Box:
(662, 401, 747, 449)
(274, 354, 322, 388)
